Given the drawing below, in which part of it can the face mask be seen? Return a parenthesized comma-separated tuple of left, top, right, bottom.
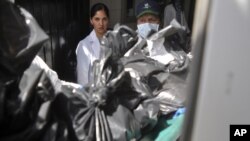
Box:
(137, 23, 159, 38)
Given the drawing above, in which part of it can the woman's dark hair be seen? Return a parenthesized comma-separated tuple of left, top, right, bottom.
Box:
(90, 3, 109, 19)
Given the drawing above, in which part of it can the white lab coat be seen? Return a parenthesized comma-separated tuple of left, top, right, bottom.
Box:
(75, 30, 101, 86)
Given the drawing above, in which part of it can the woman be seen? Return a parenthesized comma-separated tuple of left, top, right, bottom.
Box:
(76, 3, 109, 86)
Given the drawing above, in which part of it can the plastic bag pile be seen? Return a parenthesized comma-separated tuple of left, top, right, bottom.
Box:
(0, 1, 190, 141)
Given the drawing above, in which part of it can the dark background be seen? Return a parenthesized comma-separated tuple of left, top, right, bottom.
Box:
(16, 0, 90, 83)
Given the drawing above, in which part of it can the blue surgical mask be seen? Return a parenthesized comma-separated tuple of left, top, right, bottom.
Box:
(137, 23, 159, 38)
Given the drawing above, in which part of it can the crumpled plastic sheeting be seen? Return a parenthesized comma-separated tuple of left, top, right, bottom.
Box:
(1, 68, 88, 141)
(0, 2, 145, 140)
(0, 1, 72, 141)
(83, 20, 190, 140)
(1, 70, 57, 141)
(59, 83, 143, 141)
(59, 21, 190, 140)
(31, 56, 83, 93)
(120, 55, 187, 115)
(101, 25, 138, 62)
(0, 0, 49, 82)
(69, 86, 143, 141)
(64, 26, 164, 141)
(119, 20, 190, 115)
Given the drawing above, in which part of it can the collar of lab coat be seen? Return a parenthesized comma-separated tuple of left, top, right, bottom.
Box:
(75, 30, 100, 57)
(89, 29, 99, 44)
(89, 30, 101, 59)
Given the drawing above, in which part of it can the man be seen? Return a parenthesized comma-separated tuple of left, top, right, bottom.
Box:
(136, 0, 161, 39)
(135, 0, 182, 65)
(163, 0, 189, 28)
(163, 0, 191, 52)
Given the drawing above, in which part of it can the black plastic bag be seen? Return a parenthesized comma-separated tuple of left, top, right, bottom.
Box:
(81, 22, 190, 140)
(118, 20, 190, 115)
(101, 25, 138, 62)
(0, 69, 55, 141)
(1, 1, 141, 140)
(0, 1, 65, 141)
(0, 0, 48, 82)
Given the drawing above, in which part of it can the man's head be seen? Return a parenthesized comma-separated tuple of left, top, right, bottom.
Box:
(136, 0, 160, 25)
(136, 0, 161, 38)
